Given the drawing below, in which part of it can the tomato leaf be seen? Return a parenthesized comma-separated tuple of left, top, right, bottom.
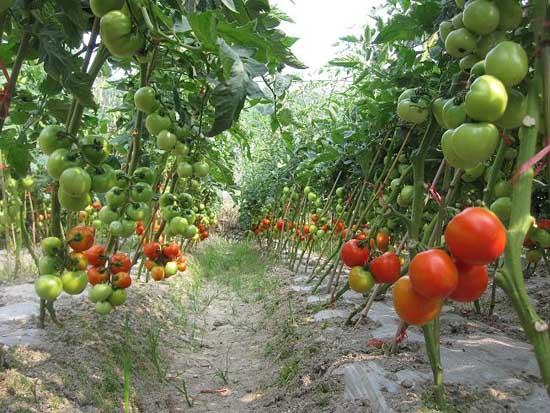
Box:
(188, 11, 218, 51)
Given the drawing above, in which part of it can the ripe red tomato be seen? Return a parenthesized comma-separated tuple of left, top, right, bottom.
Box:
(66, 225, 94, 252)
(392, 276, 443, 326)
(409, 249, 458, 299)
(143, 241, 161, 260)
(84, 245, 107, 267)
(376, 231, 390, 252)
(445, 207, 506, 265)
(112, 272, 132, 289)
(303, 225, 310, 234)
(163, 242, 180, 260)
(87, 266, 110, 285)
(110, 252, 132, 274)
(92, 200, 102, 210)
(200, 231, 209, 240)
(370, 252, 401, 284)
(340, 239, 370, 267)
(276, 219, 285, 231)
(151, 265, 165, 281)
(449, 260, 488, 302)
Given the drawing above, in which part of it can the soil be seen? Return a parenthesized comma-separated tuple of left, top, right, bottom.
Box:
(0, 241, 549, 412)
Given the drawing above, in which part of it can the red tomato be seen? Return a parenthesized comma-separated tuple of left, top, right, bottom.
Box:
(370, 252, 401, 284)
(340, 239, 370, 267)
(376, 231, 390, 252)
(84, 245, 107, 267)
(449, 260, 488, 302)
(66, 225, 94, 252)
(110, 252, 132, 274)
(112, 272, 132, 289)
(409, 249, 458, 299)
(303, 225, 310, 234)
(143, 241, 161, 260)
(151, 265, 165, 281)
(276, 219, 285, 231)
(92, 200, 102, 210)
(445, 207, 506, 265)
(392, 276, 443, 326)
(87, 266, 110, 285)
(200, 231, 209, 240)
(177, 262, 187, 272)
(163, 242, 180, 260)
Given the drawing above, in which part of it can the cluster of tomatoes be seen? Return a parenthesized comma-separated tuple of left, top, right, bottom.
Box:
(142, 241, 187, 282)
(393, 207, 506, 326)
(34, 225, 133, 314)
(340, 235, 402, 294)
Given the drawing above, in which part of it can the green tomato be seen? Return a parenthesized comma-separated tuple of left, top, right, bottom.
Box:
(100, 10, 131, 41)
(496, 89, 527, 129)
(20, 175, 35, 191)
(35, 275, 63, 301)
(335, 187, 345, 198)
(177, 161, 193, 178)
(441, 129, 476, 169)
(490, 197, 512, 224)
(125, 202, 147, 221)
(120, 219, 135, 238)
(61, 270, 88, 295)
(184, 224, 198, 239)
(390, 178, 401, 191)
(92, 219, 102, 229)
(439, 21, 454, 43)
(134, 86, 158, 113)
(445, 28, 477, 58)
(80, 135, 110, 165)
(459, 54, 481, 71)
(39, 255, 63, 275)
(455, 0, 465, 8)
(442, 99, 466, 129)
(162, 205, 181, 221)
(397, 96, 429, 124)
(397, 89, 416, 103)
(475, 31, 508, 58)
(497, 0, 522, 31)
(485, 41, 528, 87)
(38, 125, 71, 155)
(115, 170, 130, 188)
(89, 283, 113, 303)
(95, 301, 113, 314)
(432, 97, 449, 129)
(178, 193, 194, 208)
(465, 75, 508, 122)
(41, 236, 63, 256)
(463, 0, 500, 35)
(307, 192, 317, 202)
(46, 149, 80, 180)
(59, 167, 92, 197)
(108, 289, 127, 307)
(451, 13, 464, 29)
(452, 122, 499, 166)
(145, 112, 171, 136)
(169, 217, 189, 235)
(470, 60, 486, 76)
(90, 0, 124, 17)
(58, 189, 91, 212)
(99, 205, 119, 224)
(159, 193, 177, 208)
(462, 163, 485, 182)
(530, 228, 550, 248)
(109, 220, 124, 236)
(193, 160, 210, 177)
(106, 186, 128, 208)
(157, 130, 177, 151)
(90, 164, 116, 193)
(174, 142, 190, 157)
(130, 182, 153, 203)
(165, 261, 178, 277)
(494, 180, 513, 197)
(132, 167, 154, 185)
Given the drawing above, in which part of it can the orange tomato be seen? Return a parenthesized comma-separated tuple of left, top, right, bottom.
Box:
(392, 276, 443, 326)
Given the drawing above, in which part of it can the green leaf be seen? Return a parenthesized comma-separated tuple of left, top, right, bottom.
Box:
(206, 41, 248, 136)
(188, 11, 218, 50)
(220, 0, 238, 12)
(278, 108, 292, 126)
